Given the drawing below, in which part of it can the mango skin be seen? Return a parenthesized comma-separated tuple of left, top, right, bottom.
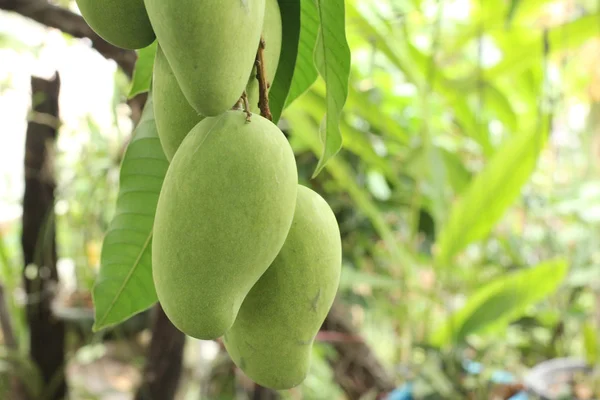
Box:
(144, 0, 266, 116)
(152, 111, 298, 340)
(76, 0, 155, 49)
(246, 0, 283, 112)
(224, 186, 342, 390)
(153, 45, 203, 161)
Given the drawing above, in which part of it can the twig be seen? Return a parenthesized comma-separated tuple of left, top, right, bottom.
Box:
(255, 35, 272, 121)
(241, 91, 252, 122)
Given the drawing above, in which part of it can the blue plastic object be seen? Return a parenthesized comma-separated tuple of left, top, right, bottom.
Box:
(386, 383, 413, 400)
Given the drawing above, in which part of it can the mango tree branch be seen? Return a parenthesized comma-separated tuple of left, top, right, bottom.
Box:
(0, 0, 136, 77)
(255, 36, 272, 121)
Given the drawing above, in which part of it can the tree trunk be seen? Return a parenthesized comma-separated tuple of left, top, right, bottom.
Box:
(21, 73, 66, 400)
(322, 302, 396, 400)
(134, 304, 186, 400)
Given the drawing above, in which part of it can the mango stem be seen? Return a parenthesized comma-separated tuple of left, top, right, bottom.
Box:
(255, 35, 272, 121)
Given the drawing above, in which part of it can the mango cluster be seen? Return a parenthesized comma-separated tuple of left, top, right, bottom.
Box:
(78, 0, 342, 390)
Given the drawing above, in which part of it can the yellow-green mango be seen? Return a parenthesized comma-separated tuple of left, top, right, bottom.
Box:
(153, 45, 203, 161)
(224, 186, 342, 390)
(76, 0, 154, 49)
(246, 0, 282, 112)
(152, 111, 298, 340)
(144, 0, 265, 116)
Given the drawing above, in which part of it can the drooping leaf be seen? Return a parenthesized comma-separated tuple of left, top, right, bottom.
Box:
(435, 115, 550, 265)
(283, 0, 319, 108)
(93, 94, 167, 331)
(311, 0, 351, 177)
(128, 41, 157, 98)
(430, 259, 568, 346)
(270, 0, 301, 123)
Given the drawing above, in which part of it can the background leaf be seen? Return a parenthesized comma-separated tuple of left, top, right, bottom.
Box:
(92, 93, 167, 331)
(435, 115, 550, 265)
(431, 259, 568, 346)
(128, 41, 157, 99)
(312, 0, 351, 177)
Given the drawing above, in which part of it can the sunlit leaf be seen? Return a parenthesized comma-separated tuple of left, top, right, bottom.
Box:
(435, 114, 550, 265)
(431, 259, 568, 346)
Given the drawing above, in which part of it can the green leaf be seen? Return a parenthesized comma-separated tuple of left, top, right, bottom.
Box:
(284, 0, 319, 108)
(430, 259, 568, 346)
(311, 0, 351, 177)
(435, 115, 550, 265)
(128, 41, 157, 99)
(583, 322, 599, 365)
(269, 0, 301, 123)
(92, 93, 168, 331)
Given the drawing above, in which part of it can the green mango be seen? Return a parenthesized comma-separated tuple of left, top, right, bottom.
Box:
(224, 186, 342, 390)
(153, 45, 203, 161)
(76, 0, 155, 49)
(144, 0, 266, 116)
(246, 0, 283, 112)
(152, 111, 298, 340)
